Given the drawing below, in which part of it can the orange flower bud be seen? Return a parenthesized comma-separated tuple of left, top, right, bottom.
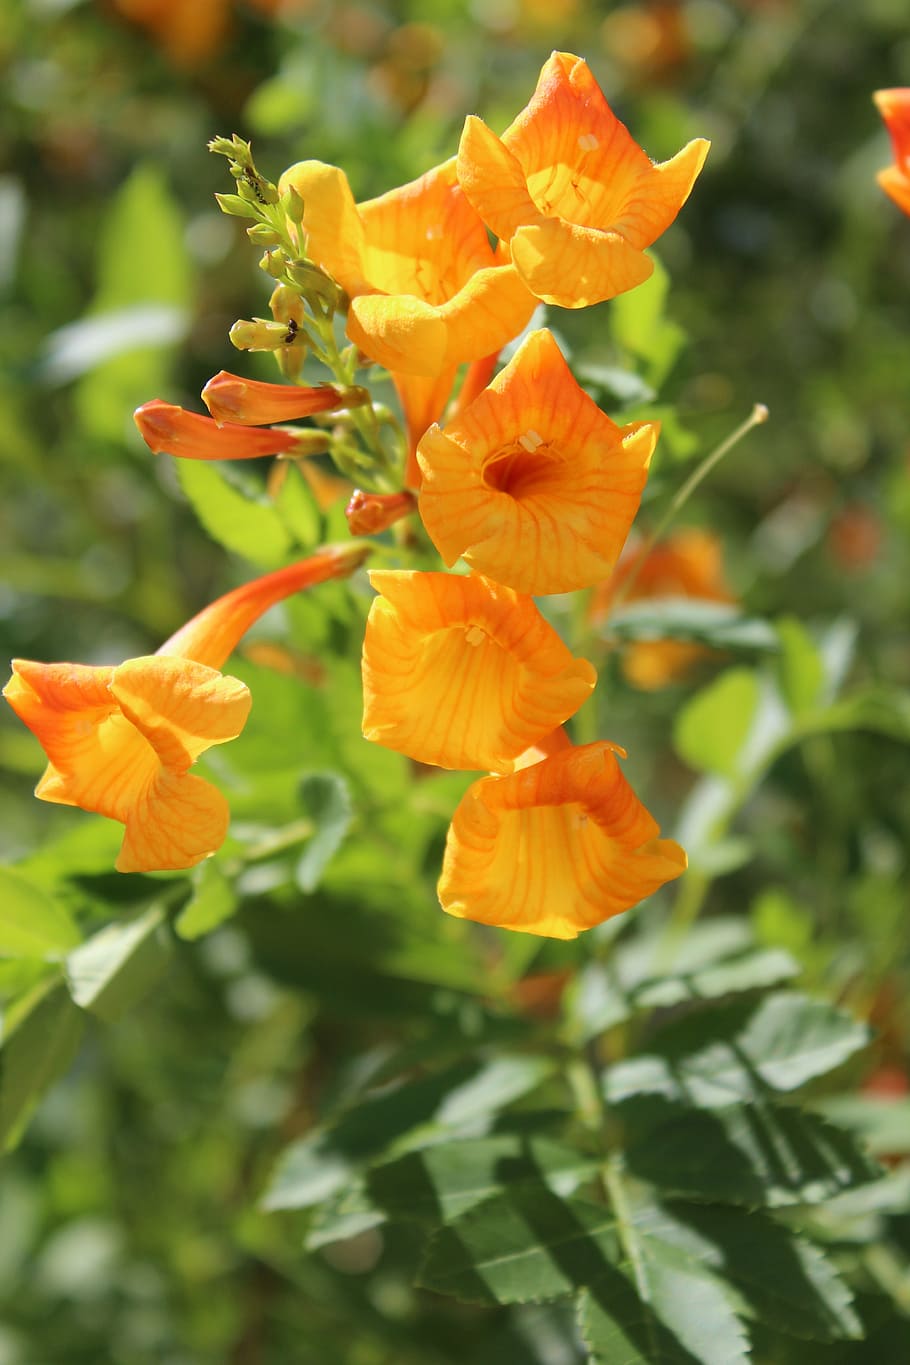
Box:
(345, 489, 416, 535)
(201, 371, 369, 427)
(439, 741, 687, 939)
(134, 399, 300, 461)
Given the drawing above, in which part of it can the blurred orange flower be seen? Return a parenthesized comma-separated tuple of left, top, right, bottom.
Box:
(361, 571, 596, 772)
(438, 738, 686, 938)
(456, 51, 708, 308)
(4, 546, 368, 872)
(417, 329, 658, 594)
(593, 527, 734, 689)
(874, 89, 910, 217)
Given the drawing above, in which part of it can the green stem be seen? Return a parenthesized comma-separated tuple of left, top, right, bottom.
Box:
(612, 403, 769, 612)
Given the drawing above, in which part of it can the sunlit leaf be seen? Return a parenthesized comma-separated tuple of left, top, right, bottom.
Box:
(65, 903, 172, 1023)
(0, 868, 80, 960)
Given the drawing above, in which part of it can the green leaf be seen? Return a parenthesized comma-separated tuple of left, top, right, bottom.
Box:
(776, 617, 825, 716)
(0, 976, 85, 1151)
(74, 164, 191, 442)
(273, 462, 323, 549)
(610, 252, 686, 387)
(633, 948, 800, 1012)
(637, 1202, 863, 1342)
(605, 992, 870, 1108)
(174, 862, 237, 941)
(175, 459, 293, 567)
(673, 668, 761, 776)
(417, 1190, 620, 1304)
(305, 1179, 386, 1250)
(65, 903, 172, 1023)
(607, 601, 779, 654)
(367, 1135, 600, 1226)
(295, 772, 353, 893)
(817, 1095, 910, 1158)
(618, 1095, 879, 1207)
(0, 869, 80, 960)
(579, 1229, 749, 1365)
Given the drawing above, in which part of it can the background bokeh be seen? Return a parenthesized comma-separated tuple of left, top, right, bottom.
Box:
(1, 1, 909, 1361)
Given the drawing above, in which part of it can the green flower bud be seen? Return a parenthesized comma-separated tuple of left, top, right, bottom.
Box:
(214, 193, 261, 220)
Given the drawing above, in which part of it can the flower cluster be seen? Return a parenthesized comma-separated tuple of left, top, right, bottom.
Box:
(7, 52, 703, 937)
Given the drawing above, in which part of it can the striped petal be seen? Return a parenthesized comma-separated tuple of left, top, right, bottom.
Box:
(362, 570, 596, 772)
(116, 769, 231, 874)
(439, 741, 687, 939)
(417, 329, 658, 595)
(110, 656, 251, 772)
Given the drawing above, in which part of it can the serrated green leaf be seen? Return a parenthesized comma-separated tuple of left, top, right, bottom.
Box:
(617, 1094, 879, 1207)
(0, 868, 80, 960)
(176, 459, 293, 567)
(295, 772, 353, 893)
(367, 1136, 600, 1226)
(580, 1229, 750, 1365)
(637, 1202, 862, 1342)
(674, 668, 760, 776)
(65, 903, 172, 1023)
(605, 992, 870, 1108)
(776, 617, 825, 716)
(174, 862, 237, 941)
(0, 976, 85, 1151)
(417, 1190, 620, 1304)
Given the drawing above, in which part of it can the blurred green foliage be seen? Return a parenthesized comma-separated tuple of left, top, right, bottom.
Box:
(2, 0, 910, 1361)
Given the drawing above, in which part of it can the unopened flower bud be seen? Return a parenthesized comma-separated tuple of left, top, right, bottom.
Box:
(247, 223, 283, 246)
(134, 400, 300, 461)
(259, 250, 289, 279)
(214, 192, 261, 220)
(285, 260, 341, 310)
(269, 284, 305, 328)
(345, 489, 416, 536)
(202, 371, 367, 427)
(282, 185, 306, 225)
(230, 317, 303, 352)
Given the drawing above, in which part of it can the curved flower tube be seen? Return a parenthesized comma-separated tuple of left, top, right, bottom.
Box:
(134, 400, 302, 461)
(361, 570, 596, 772)
(417, 329, 658, 595)
(438, 739, 687, 939)
(456, 51, 709, 308)
(874, 89, 910, 217)
(4, 546, 369, 872)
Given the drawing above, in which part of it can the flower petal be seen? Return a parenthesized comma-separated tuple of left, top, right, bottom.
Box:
(439, 741, 687, 938)
(436, 263, 537, 366)
(116, 769, 231, 873)
(278, 160, 368, 295)
(362, 570, 596, 771)
(456, 114, 545, 241)
(418, 329, 657, 593)
(614, 138, 711, 250)
(510, 219, 654, 308)
(111, 656, 251, 772)
(347, 294, 448, 376)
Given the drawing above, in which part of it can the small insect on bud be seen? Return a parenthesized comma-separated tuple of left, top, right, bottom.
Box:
(230, 318, 304, 352)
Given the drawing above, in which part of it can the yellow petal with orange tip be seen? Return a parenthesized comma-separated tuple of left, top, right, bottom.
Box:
(510, 219, 654, 309)
(417, 329, 658, 595)
(116, 769, 231, 874)
(278, 160, 368, 295)
(361, 570, 596, 772)
(438, 741, 687, 939)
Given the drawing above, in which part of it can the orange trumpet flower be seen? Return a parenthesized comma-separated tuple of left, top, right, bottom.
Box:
(134, 399, 302, 461)
(438, 739, 687, 939)
(417, 329, 658, 595)
(361, 571, 596, 772)
(456, 51, 709, 308)
(201, 371, 369, 426)
(4, 546, 369, 873)
(874, 89, 910, 217)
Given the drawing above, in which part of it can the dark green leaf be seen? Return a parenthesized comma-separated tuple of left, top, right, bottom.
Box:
(618, 1095, 880, 1207)
(417, 1190, 619, 1304)
(65, 903, 172, 1023)
(0, 976, 85, 1151)
(637, 1202, 862, 1341)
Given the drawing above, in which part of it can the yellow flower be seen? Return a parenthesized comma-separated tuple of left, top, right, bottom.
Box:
(456, 51, 709, 308)
(438, 735, 687, 939)
(417, 329, 658, 595)
(593, 528, 734, 689)
(278, 156, 538, 482)
(874, 89, 910, 218)
(361, 571, 596, 772)
(4, 546, 368, 872)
